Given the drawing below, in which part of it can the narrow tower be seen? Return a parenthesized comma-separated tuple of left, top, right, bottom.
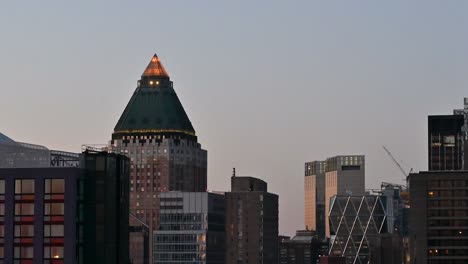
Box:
(111, 54, 207, 264)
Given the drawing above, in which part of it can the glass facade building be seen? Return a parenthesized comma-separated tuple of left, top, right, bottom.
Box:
(153, 192, 225, 264)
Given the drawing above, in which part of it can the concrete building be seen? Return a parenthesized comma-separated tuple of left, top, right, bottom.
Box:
(153, 192, 225, 264)
(409, 171, 468, 264)
(324, 155, 365, 238)
(0, 146, 130, 264)
(304, 161, 326, 239)
(279, 230, 324, 264)
(110, 54, 207, 264)
(225, 175, 279, 264)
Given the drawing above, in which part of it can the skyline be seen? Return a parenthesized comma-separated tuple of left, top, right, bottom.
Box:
(1, 1, 468, 235)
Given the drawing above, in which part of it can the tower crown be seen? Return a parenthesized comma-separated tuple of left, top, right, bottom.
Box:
(112, 53, 196, 140)
(142, 54, 170, 78)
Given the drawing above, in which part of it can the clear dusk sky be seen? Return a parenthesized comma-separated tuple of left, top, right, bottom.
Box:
(1, 1, 468, 235)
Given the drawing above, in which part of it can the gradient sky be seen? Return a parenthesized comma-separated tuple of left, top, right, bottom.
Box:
(1, 1, 468, 236)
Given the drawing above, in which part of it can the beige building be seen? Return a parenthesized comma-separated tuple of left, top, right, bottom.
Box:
(304, 160, 326, 238)
(324, 155, 365, 238)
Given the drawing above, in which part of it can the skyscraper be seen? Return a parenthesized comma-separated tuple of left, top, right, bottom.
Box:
(111, 54, 207, 264)
(304, 161, 326, 239)
(324, 155, 365, 238)
(225, 175, 279, 264)
(428, 115, 464, 171)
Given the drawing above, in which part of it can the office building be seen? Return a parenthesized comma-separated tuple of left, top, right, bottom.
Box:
(409, 171, 468, 264)
(428, 115, 464, 171)
(0, 144, 130, 264)
(78, 149, 130, 264)
(428, 98, 468, 171)
(324, 155, 365, 238)
(328, 191, 398, 264)
(279, 230, 324, 264)
(110, 53, 207, 263)
(304, 161, 326, 239)
(153, 192, 225, 264)
(225, 175, 279, 264)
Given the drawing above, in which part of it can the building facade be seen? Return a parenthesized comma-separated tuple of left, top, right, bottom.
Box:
(304, 161, 326, 239)
(225, 176, 279, 264)
(110, 54, 207, 264)
(328, 193, 396, 264)
(428, 115, 464, 171)
(0, 149, 129, 264)
(324, 155, 365, 238)
(279, 230, 324, 264)
(409, 171, 468, 264)
(153, 192, 225, 264)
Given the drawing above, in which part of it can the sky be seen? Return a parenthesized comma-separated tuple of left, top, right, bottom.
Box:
(1, 1, 468, 236)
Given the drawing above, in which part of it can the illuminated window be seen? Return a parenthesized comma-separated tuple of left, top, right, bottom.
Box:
(44, 179, 65, 263)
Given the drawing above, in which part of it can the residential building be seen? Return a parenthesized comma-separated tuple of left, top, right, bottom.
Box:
(153, 192, 225, 264)
(409, 171, 468, 264)
(225, 175, 279, 264)
(110, 53, 207, 264)
(0, 144, 130, 264)
(304, 161, 326, 239)
(324, 155, 365, 238)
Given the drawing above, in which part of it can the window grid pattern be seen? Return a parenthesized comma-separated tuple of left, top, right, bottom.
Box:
(14, 179, 35, 264)
(43, 179, 65, 264)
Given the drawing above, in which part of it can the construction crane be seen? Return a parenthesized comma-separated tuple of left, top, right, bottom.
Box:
(382, 145, 413, 183)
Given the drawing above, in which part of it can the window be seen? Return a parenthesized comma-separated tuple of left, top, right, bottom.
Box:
(14, 179, 35, 262)
(44, 179, 65, 263)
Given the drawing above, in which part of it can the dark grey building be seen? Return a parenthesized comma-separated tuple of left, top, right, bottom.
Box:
(153, 192, 225, 264)
(225, 175, 279, 264)
(279, 230, 324, 264)
(409, 171, 468, 264)
(428, 115, 464, 171)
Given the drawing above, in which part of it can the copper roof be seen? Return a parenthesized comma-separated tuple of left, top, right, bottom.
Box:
(142, 54, 170, 78)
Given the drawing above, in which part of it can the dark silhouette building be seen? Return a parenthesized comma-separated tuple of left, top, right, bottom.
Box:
(279, 230, 324, 264)
(110, 53, 207, 263)
(428, 115, 464, 171)
(409, 171, 468, 264)
(225, 175, 279, 264)
(0, 146, 130, 264)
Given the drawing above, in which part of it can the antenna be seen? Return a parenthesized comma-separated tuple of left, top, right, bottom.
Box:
(232, 168, 236, 177)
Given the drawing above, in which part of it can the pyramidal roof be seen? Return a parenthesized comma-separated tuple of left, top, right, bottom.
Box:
(113, 53, 196, 138)
(0, 132, 16, 144)
(142, 54, 170, 78)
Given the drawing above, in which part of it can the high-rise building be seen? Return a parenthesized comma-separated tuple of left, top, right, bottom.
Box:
(328, 190, 402, 264)
(225, 175, 279, 264)
(0, 144, 130, 264)
(110, 54, 207, 263)
(428, 115, 464, 171)
(409, 171, 468, 264)
(324, 155, 365, 238)
(428, 98, 468, 171)
(153, 192, 225, 264)
(304, 161, 326, 239)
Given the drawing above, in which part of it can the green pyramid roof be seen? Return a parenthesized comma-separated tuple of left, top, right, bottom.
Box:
(113, 54, 196, 138)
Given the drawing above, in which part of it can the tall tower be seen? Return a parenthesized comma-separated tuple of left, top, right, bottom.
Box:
(111, 54, 207, 264)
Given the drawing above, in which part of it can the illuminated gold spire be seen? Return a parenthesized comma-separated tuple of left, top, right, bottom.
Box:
(142, 54, 170, 78)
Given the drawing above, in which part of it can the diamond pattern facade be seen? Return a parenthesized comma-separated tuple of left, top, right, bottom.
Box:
(329, 195, 391, 264)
